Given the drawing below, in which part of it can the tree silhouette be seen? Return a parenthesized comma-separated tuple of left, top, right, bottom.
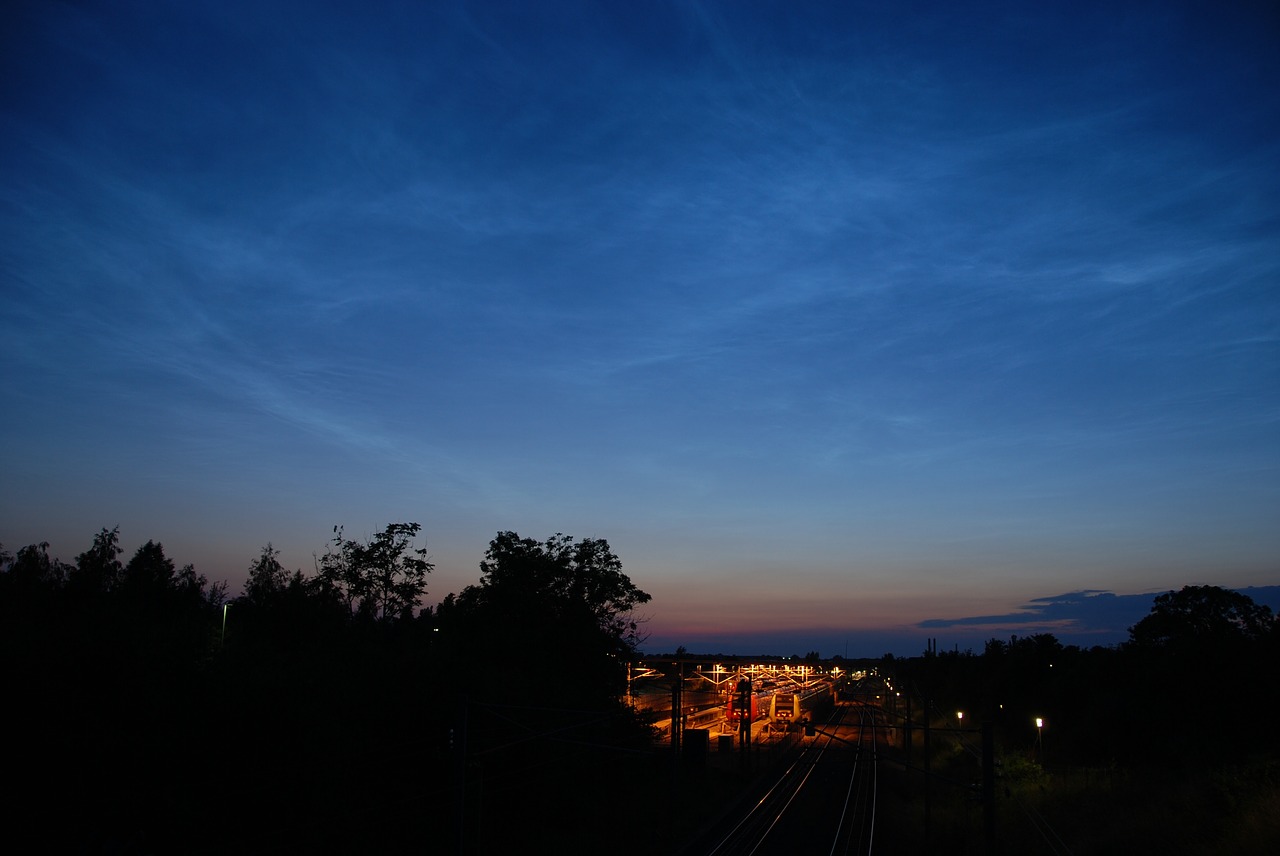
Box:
(441, 532, 650, 705)
(69, 526, 124, 596)
(119, 539, 176, 598)
(481, 531, 649, 644)
(316, 522, 433, 620)
(1128, 584, 1274, 650)
(1123, 585, 1278, 764)
(5, 541, 68, 592)
(243, 542, 290, 606)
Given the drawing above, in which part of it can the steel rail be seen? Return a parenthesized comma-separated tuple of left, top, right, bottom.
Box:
(704, 709, 844, 856)
(826, 702, 880, 856)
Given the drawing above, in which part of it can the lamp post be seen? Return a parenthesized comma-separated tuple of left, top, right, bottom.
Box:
(957, 710, 964, 728)
(1035, 716, 1044, 763)
(221, 602, 229, 647)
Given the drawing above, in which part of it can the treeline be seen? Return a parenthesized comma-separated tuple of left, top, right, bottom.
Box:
(888, 585, 1280, 769)
(1, 524, 656, 854)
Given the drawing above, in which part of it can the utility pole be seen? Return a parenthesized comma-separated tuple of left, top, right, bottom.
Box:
(904, 688, 912, 763)
(671, 662, 683, 756)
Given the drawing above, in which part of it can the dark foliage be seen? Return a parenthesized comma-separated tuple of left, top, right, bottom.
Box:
(6, 527, 1274, 855)
(315, 522, 434, 621)
(437, 531, 651, 709)
(1129, 584, 1274, 650)
(889, 586, 1280, 771)
(1, 526, 658, 854)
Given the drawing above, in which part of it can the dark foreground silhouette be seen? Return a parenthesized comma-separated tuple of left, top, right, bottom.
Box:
(3, 530, 1277, 853)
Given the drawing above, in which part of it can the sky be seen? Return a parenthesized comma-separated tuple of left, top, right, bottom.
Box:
(2, 1, 1277, 658)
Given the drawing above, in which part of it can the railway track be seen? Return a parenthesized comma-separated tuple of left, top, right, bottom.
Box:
(825, 702, 880, 856)
(693, 700, 881, 856)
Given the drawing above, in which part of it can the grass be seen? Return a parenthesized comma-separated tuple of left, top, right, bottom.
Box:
(869, 751, 1280, 855)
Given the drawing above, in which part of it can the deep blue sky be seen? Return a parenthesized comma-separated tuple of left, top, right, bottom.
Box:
(3, 1, 1277, 656)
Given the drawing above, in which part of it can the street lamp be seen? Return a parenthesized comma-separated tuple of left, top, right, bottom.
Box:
(221, 602, 230, 646)
(1035, 716, 1045, 763)
(957, 710, 964, 727)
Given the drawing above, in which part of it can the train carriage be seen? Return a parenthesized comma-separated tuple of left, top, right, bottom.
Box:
(769, 680, 835, 730)
(726, 688, 772, 725)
